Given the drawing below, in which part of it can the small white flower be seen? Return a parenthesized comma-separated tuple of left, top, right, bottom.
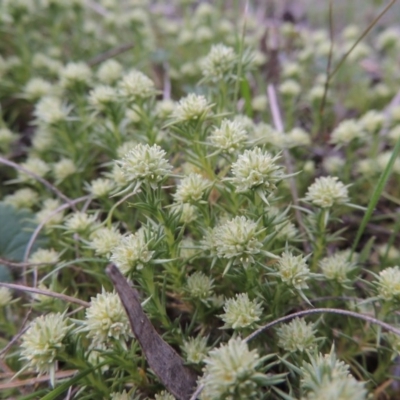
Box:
(34, 96, 69, 125)
(110, 390, 130, 400)
(276, 318, 317, 352)
(110, 231, 154, 275)
(209, 119, 247, 153)
(97, 59, 123, 84)
(173, 93, 212, 122)
(181, 336, 210, 364)
(119, 69, 156, 101)
(301, 348, 368, 400)
(53, 158, 77, 182)
(116, 143, 172, 190)
(173, 173, 210, 203)
(88, 85, 118, 111)
(0, 127, 17, 149)
(64, 212, 98, 234)
(377, 266, 400, 301)
(59, 62, 92, 89)
(88, 178, 115, 198)
(319, 250, 356, 283)
(323, 155, 345, 174)
(230, 147, 284, 198)
(201, 43, 237, 81)
(20, 313, 71, 385)
(287, 127, 311, 147)
(200, 338, 264, 399)
(89, 226, 122, 257)
(155, 391, 176, 400)
(251, 95, 268, 112)
(213, 216, 263, 268)
(330, 119, 363, 145)
(276, 251, 310, 290)
(18, 157, 50, 182)
(279, 79, 301, 98)
(84, 289, 132, 346)
(377, 151, 400, 174)
(0, 287, 12, 307)
(4, 188, 38, 209)
(359, 110, 385, 134)
(220, 293, 263, 329)
(29, 248, 60, 266)
(36, 198, 64, 228)
(304, 176, 349, 208)
(186, 272, 214, 300)
(23, 77, 53, 101)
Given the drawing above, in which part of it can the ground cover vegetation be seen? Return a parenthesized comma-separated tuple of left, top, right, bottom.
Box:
(0, 0, 400, 399)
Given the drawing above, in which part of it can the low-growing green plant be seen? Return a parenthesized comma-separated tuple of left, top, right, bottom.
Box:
(1, 0, 400, 399)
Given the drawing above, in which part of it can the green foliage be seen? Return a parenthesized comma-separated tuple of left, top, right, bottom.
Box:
(0, 1, 400, 399)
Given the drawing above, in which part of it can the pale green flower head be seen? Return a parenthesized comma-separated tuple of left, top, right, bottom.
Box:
(154, 391, 176, 400)
(4, 188, 38, 209)
(31, 127, 53, 152)
(200, 337, 265, 399)
(186, 271, 214, 300)
(23, 77, 53, 101)
(377, 151, 400, 174)
(53, 158, 77, 182)
(213, 216, 263, 269)
(64, 211, 98, 234)
(110, 390, 130, 400)
(323, 155, 345, 175)
(90, 226, 122, 257)
(276, 318, 317, 352)
(18, 157, 50, 182)
(359, 110, 385, 134)
(88, 177, 115, 198)
(97, 59, 123, 84)
(36, 198, 64, 228)
(209, 119, 247, 154)
(0, 287, 12, 307)
(251, 94, 268, 112)
(59, 61, 92, 89)
(304, 176, 349, 208)
(181, 336, 210, 364)
(229, 147, 284, 201)
(173, 93, 212, 123)
(110, 230, 154, 275)
(116, 143, 172, 190)
(0, 127, 17, 150)
(34, 96, 69, 125)
(376, 27, 400, 51)
(201, 43, 237, 82)
(279, 79, 301, 98)
(301, 348, 368, 400)
(330, 119, 363, 146)
(172, 202, 198, 224)
(377, 266, 400, 301)
(287, 127, 311, 147)
(173, 173, 210, 204)
(276, 251, 310, 290)
(29, 248, 60, 266)
(119, 69, 156, 101)
(319, 250, 356, 284)
(84, 289, 132, 346)
(20, 313, 71, 386)
(89, 85, 119, 111)
(220, 293, 263, 329)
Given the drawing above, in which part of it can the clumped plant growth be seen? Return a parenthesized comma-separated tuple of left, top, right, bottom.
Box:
(0, 1, 400, 399)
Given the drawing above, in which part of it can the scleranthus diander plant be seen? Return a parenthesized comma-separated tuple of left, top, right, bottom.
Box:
(0, 1, 400, 399)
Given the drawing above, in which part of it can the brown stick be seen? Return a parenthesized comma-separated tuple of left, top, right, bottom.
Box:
(106, 264, 197, 400)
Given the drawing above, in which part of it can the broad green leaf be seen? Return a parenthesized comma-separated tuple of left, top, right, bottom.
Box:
(0, 202, 47, 281)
